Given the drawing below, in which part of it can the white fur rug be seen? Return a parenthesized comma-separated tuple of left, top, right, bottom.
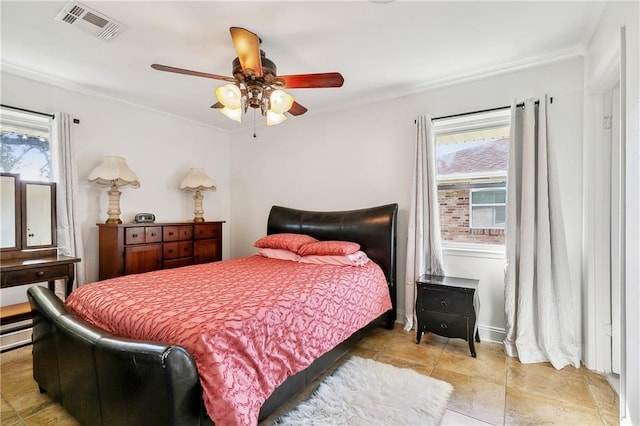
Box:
(275, 356, 454, 426)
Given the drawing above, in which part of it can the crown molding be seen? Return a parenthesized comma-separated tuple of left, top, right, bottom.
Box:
(328, 47, 586, 115)
(0, 61, 230, 134)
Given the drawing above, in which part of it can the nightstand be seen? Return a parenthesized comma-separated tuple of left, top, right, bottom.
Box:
(416, 274, 480, 357)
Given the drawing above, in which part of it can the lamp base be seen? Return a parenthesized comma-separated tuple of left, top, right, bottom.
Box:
(106, 185, 123, 224)
(192, 190, 206, 223)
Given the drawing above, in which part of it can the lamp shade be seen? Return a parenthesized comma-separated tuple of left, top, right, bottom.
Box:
(215, 84, 242, 109)
(88, 156, 140, 187)
(180, 168, 216, 192)
(266, 110, 287, 126)
(269, 90, 294, 114)
(220, 106, 242, 123)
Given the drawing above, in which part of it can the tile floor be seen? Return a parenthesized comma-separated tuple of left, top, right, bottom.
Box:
(1, 324, 619, 425)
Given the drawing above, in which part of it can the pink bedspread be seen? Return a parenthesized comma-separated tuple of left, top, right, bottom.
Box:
(66, 255, 391, 425)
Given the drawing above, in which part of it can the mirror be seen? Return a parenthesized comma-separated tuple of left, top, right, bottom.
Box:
(23, 182, 56, 247)
(0, 174, 20, 249)
(0, 173, 56, 254)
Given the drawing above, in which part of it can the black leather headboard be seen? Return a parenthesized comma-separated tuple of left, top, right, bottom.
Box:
(267, 203, 398, 324)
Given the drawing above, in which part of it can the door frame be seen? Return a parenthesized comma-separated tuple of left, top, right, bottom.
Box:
(583, 27, 627, 421)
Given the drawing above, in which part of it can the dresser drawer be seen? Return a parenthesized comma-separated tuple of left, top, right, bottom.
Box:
(125, 227, 145, 244)
(194, 223, 221, 240)
(420, 287, 469, 315)
(163, 258, 193, 269)
(145, 227, 162, 243)
(163, 241, 193, 259)
(163, 225, 193, 242)
(421, 311, 468, 340)
(125, 227, 162, 244)
(1, 264, 70, 286)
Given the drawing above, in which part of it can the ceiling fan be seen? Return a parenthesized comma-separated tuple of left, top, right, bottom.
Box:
(151, 27, 344, 127)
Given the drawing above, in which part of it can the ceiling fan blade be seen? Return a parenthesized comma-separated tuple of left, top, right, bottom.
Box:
(210, 102, 223, 109)
(151, 64, 235, 82)
(229, 27, 263, 77)
(279, 73, 344, 89)
(288, 101, 308, 116)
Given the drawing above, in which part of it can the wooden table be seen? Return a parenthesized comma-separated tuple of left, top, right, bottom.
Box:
(1, 255, 80, 323)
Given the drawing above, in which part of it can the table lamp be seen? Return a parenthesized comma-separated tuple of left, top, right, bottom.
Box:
(89, 156, 139, 224)
(180, 167, 216, 222)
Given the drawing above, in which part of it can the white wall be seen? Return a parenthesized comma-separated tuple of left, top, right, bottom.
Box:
(1, 72, 231, 304)
(583, 1, 639, 423)
(230, 58, 584, 343)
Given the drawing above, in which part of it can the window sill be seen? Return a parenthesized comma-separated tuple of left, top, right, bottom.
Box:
(441, 242, 505, 259)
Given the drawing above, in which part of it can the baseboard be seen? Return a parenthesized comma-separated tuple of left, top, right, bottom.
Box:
(1, 326, 32, 352)
(478, 324, 505, 344)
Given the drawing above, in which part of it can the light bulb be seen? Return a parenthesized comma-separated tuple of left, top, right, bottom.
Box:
(215, 84, 242, 109)
(266, 110, 287, 126)
(269, 90, 294, 114)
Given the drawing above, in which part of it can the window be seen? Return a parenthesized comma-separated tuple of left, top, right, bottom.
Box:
(470, 187, 506, 229)
(434, 109, 510, 245)
(0, 107, 52, 181)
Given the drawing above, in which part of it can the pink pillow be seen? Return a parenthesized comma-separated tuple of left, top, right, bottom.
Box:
(257, 248, 300, 262)
(298, 251, 370, 266)
(253, 233, 318, 253)
(298, 240, 361, 257)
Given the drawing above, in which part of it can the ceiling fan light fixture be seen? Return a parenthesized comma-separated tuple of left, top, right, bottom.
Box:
(215, 84, 242, 109)
(151, 27, 344, 130)
(220, 106, 242, 123)
(266, 110, 287, 126)
(269, 89, 294, 114)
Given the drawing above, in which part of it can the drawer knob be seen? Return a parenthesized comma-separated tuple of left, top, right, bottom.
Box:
(35, 271, 45, 277)
(440, 323, 448, 329)
(168, 232, 174, 236)
(168, 249, 173, 253)
(440, 300, 447, 307)
(132, 233, 138, 238)
(151, 233, 156, 237)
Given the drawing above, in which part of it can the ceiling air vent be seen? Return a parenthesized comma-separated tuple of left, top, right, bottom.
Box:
(55, 1, 126, 41)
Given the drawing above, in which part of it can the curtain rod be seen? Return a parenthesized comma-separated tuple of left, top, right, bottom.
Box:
(1, 104, 55, 119)
(1, 104, 81, 124)
(431, 97, 552, 122)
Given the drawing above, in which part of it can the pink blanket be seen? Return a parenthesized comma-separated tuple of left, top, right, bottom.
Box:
(66, 255, 391, 425)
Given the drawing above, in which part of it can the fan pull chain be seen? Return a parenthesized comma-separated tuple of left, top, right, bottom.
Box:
(253, 108, 257, 138)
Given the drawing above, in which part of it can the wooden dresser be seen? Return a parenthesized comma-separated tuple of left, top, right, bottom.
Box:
(98, 221, 224, 280)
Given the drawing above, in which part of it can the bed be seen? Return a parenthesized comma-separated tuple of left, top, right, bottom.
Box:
(27, 203, 398, 425)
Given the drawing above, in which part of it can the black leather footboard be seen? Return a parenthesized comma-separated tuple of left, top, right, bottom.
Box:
(28, 285, 381, 425)
(28, 285, 205, 426)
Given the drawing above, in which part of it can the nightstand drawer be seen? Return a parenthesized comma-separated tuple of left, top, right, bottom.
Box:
(420, 287, 469, 314)
(1, 264, 70, 286)
(421, 311, 468, 340)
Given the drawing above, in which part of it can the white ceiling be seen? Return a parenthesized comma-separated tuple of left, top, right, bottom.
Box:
(1, 1, 606, 132)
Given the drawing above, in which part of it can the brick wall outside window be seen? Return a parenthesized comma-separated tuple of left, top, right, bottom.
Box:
(438, 187, 505, 244)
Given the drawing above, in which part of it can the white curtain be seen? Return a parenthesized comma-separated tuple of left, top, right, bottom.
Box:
(404, 115, 445, 331)
(504, 96, 580, 369)
(52, 112, 86, 294)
